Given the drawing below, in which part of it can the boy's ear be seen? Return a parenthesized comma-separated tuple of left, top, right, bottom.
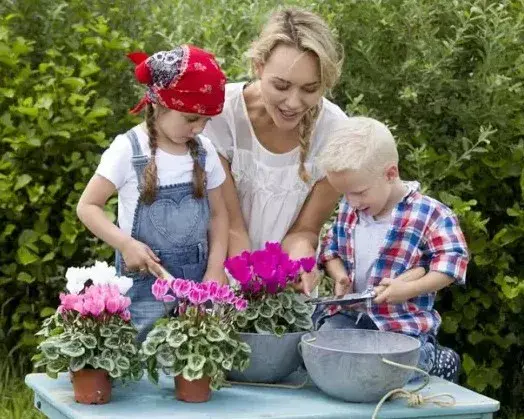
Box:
(384, 163, 399, 182)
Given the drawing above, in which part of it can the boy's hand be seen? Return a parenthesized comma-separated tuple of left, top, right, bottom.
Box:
(373, 278, 414, 304)
(334, 276, 353, 297)
(203, 267, 229, 286)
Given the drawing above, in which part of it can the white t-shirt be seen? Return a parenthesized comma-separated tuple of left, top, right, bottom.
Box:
(202, 82, 349, 250)
(354, 212, 391, 293)
(96, 124, 226, 235)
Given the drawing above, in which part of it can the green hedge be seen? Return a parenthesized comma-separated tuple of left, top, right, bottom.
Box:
(1, 0, 522, 414)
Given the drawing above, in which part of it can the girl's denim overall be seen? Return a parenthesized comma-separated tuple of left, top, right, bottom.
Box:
(116, 128, 209, 342)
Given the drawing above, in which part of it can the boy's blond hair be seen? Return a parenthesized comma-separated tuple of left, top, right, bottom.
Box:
(317, 116, 399, 174)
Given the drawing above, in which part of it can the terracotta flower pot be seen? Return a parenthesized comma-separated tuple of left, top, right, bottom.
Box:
(71, 369, 112, 404)
(174, 375, 211, 403)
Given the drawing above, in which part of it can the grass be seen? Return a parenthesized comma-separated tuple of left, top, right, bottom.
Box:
(0, 348, 45, 419)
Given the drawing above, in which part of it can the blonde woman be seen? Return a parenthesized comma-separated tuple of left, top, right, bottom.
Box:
(203, 8, 347, 295)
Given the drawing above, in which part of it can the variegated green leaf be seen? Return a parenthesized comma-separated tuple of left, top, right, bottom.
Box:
(206, 326, 226, 342)
(69, 356, 86, 372)
(182, 365, 204, 381)
(60, 341, 85, 357)
(167, 333, 188, 348)
(79, 334, 97, 349)
(187, 354, 206, 371)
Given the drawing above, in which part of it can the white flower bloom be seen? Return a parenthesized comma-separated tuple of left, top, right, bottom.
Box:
(88, 261, 117, 286)
(112, 275, 133, 294)
(65, 267, 91, 294)
(65, 261, 132, 295)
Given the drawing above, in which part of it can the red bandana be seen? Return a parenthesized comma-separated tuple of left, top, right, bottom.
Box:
(127, 45, 226, 116)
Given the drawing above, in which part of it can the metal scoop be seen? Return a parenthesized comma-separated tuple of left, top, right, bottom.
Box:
(306, 287, 376, 306)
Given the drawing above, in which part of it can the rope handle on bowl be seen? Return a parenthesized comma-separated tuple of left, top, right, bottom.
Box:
(371, 358, 456, 419)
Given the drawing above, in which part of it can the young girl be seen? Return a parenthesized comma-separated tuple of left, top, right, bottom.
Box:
(77, 45, 228, 341)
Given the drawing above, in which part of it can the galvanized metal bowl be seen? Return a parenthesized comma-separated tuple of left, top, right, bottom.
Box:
(228, 331, 306, 383)
(300, 329, 421, 402)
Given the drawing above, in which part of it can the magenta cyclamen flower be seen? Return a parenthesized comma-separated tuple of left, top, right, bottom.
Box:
(300, 257, 316, 273)
(224, 241, 308, 295)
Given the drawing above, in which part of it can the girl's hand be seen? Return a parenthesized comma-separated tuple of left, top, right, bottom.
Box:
(203, 267, 229, 286)
(121, 238, 163, 277)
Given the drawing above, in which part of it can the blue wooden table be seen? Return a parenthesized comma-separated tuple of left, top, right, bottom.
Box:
(25, 372, 499, 419)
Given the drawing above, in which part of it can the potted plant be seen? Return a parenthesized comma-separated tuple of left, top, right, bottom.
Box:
(32, 261, 142, 404)
(140, 277, 250, 402)
(224, 242, 315, 383)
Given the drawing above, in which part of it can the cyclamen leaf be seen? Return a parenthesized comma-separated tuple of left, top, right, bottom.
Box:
(293, 316, 313, 331)
(175, 345, 191, 360)
(265, 297, 282, 310)
(141, 341, 158, 356)
(109, 368, 121, 378)
(203, 360, 217, 377)
(258, 304, 275, 319)
(167, 333, 188, 348)
(79, 335, 97, 349)
(209, 346, 224, 363)
(187, 354, 206, 371)
(104, 336, 120, 349)
(60, 341, 85, 357)
(98, 357, 115, 372)
(182, 366, 204, 381)
(283, 311, 296, 325)
(70, 356, 86, 372)
(221, 358, 233, 371)
(116, 356, 130, 370)
(47, 359, 67, 373)
(206, 326, 226, 342)
(156, 350, 175, 367)
(100, 326, 112, 337)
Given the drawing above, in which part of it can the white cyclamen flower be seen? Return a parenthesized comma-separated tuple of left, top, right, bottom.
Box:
(111, 275, 133, 294)
(88, 260, 117, 286)
(65, 267, 91, 294)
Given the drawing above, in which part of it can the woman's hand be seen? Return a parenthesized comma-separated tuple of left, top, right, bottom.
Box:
(203, 267, 229, 286)
(293, 266, 321, 297)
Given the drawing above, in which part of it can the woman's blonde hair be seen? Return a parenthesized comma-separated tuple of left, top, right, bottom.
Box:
(248, 7, 343, 182)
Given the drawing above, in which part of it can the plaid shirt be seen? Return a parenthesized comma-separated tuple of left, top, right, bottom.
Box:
(318, 181, 469, 337)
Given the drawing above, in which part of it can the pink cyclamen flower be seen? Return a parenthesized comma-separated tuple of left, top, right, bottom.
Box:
(59, 293, 79, 311)
(172, 278, 193, 298)
(105, 295, 121, 314)
(152, 278, 170, 302)
(120, 309, 131, 322)
(188, 288, 205, 305)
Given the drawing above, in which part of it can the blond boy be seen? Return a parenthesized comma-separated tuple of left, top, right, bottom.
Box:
(316, 117, 469, 381)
